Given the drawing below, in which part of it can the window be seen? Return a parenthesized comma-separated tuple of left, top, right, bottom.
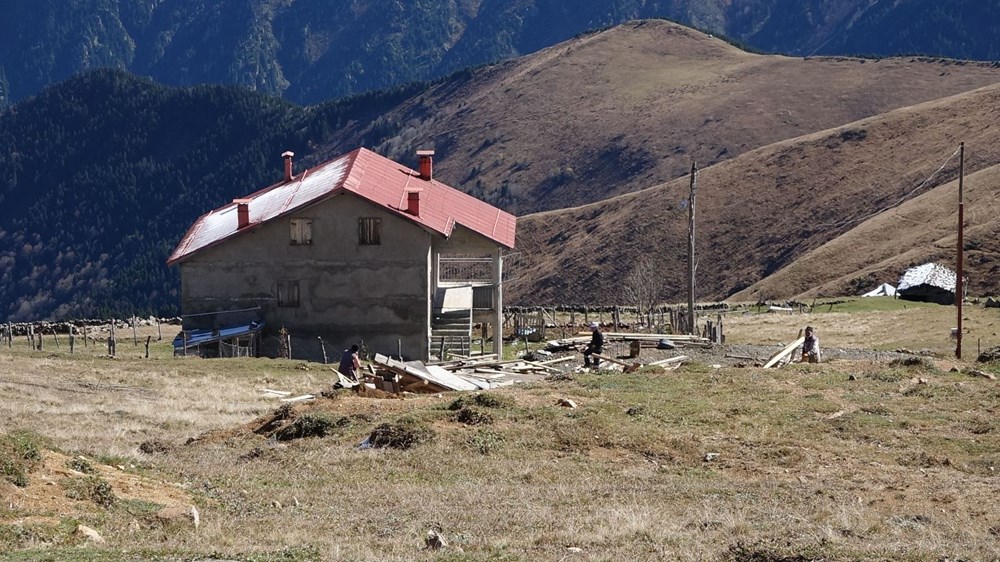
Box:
(290, 218, 313, 245)
(277, 280, 300, 307)
(358, 218, 381, 245)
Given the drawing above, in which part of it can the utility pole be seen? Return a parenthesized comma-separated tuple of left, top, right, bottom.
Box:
(956, 142, 965, 360)
(687, 161, 698, 335)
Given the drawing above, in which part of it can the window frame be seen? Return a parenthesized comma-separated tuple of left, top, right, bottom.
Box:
(290, 218, 313, 246)
(358, 217, 382, 246)
(277, 280, 301, 308)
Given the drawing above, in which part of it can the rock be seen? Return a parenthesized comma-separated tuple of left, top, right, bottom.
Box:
(556, 398, 577, 409)
(157, 505, 200, 529)
(968, 369, 997, 380)
(425, 529, 447, 550)
(566, 546, 584, 553)
(703, 452, 720, 462)
(76, 524, 105, 544)
(848, 374, 858, 381)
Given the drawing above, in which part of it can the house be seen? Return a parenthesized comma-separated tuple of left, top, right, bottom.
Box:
(896, 263, 958, 305)
(167, 148, 516, 361)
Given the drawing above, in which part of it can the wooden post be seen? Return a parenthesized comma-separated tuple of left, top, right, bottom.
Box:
(83, 325, 88, 347)
(69, 327, 75, 354)
(318, 337, 328, 364)
(145, 336, 151, 359)
(52, 329, 59, 349)
(156, 318, 162, 341)
(6, 322, 10, 348)
(132, 316, 138, 345)
(36, 326, 42, 351)
(687, 161, 698, 335)
(956, 142, 965, 360)
(183, 331, 188, 357)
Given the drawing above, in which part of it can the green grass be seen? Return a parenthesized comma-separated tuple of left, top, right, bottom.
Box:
(809, 296, 940, 314)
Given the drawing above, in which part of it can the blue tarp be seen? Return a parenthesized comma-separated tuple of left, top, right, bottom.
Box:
(173, 321, 264, 352)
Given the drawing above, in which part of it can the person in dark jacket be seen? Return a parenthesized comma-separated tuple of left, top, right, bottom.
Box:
(338, 344, 361, 381)
(800, 326, 820, 363)
(583, 322, 604, 368)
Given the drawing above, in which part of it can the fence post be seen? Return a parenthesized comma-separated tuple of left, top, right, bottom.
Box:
(145, 336, 151, 359)
(318, 337, 328, 364)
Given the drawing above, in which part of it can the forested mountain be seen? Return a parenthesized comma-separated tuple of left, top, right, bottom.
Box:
(0, 69, 424, 319)
(2, 0, 998, 108)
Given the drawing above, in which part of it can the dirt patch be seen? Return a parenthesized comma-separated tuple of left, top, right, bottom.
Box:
(2, 450, 194, 526)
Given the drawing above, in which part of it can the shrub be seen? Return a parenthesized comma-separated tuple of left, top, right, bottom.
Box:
(448, 392, 515, 411)
(0, 430, 45, 488)
(62, 475, 116, 508)
(367, 418, 435, 450)
(273, 413, 348, 441)
(469, 429, 505, 455)
(455, 407, 494, 426)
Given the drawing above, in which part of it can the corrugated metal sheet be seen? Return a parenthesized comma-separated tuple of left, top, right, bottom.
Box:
(168, 148, 515, 265)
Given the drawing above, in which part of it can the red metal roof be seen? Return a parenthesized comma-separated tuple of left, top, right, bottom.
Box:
(167, 148, 516, 265)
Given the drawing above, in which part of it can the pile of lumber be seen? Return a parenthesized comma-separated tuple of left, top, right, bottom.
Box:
(371, 353, 554, 393)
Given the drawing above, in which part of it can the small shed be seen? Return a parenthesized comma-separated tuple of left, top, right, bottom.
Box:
(896, 263, 957, 305)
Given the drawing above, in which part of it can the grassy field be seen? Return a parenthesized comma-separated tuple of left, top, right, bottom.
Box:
(2, 302, 999, 561)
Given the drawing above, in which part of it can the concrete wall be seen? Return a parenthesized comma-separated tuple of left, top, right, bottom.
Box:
(179, 194, 433, 361)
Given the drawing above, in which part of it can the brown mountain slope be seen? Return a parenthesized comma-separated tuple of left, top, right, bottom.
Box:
(730, 161, 1000, 301)
(323, 19, 1000, 215)
(508, 83, 1000, 305)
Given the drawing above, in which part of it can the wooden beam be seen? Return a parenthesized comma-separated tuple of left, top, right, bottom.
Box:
(763, 331, 805, 369)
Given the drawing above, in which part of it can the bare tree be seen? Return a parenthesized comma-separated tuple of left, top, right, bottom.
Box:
(621, 257, 665, 320)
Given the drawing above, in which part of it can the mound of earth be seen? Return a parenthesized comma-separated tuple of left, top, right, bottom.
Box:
(2, 449, 196, 529)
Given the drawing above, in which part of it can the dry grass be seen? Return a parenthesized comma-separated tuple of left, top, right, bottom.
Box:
(2, 310, 1000, 561)
(725, 297, 1000, 356)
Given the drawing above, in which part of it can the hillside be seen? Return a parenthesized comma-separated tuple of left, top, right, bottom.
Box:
(731, 161, 1000, 301)
(3, 1, 1000, 108)
(329, 20, 1000, 215)
(5, 22, 1000, 320)
(510, 83, 1000, 306)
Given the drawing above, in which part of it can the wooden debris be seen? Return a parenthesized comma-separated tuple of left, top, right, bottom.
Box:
(591, 354, 640, 373)
(763, 331, 805, 369)
(647, 355, 689, 367)
(280, 394, 315, 403)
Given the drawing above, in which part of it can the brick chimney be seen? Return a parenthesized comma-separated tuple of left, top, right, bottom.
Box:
(282, 151, 295, 182)
(405, 189, 422, 216)
(234, 199, 251, 229)
(416, 149, 434, 181)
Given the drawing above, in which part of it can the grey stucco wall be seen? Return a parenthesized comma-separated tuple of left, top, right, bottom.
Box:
(179, 194, 433, 360)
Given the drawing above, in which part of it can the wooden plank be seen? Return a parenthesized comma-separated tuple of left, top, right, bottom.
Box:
(763, 334, 805, 369)
(648, 355, 689, 366)
(280, 394, 315, 403)
(537, 355, 576, 366)
(259, 388, 292, 396)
